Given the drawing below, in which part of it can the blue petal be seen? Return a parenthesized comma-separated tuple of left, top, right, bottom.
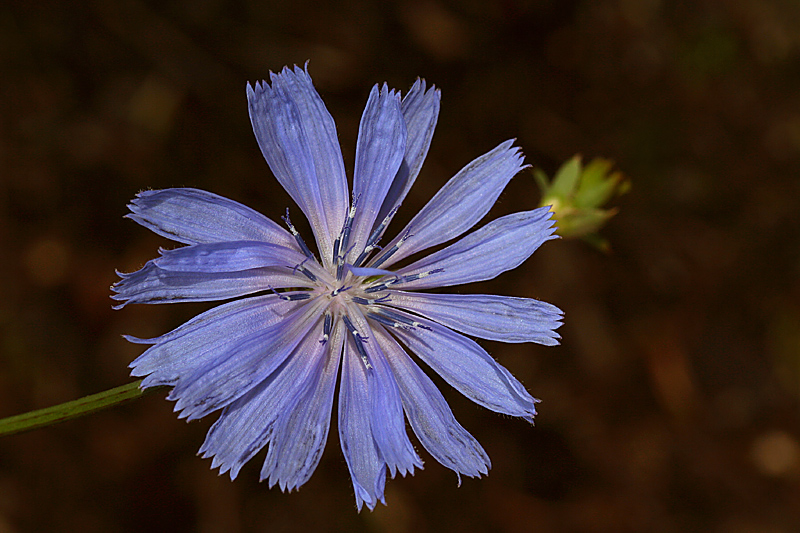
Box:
(338, 337, 386, 511)
(347, 84, 407, 262)
(393, 207, 557, 290)
(387, 292, 563, 346)
(373, 140, 526, 269)
(247, 65, 349, 266)
(373, 326, 490, 480)
(112, 262, 303, 308)
(167, 301, 324, 420)
(388, 312, 540, 421)
(129, 294, 298, 388)
(349, 309, 422, 479)
(152, 241, 325, 276)
(199, 318, 342, 480)
(373, 79, 440, 238)
(261, 320, 343, 491)
(126, 188, 299, 249)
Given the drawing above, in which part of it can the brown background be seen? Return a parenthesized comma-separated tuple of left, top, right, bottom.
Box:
(1, 0, 799, 531)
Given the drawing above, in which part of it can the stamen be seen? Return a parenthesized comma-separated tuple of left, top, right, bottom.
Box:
(334, 198, 359, 281)
(290, 258, 317, 282)
(364, 268, 443, 293)
(334, 198, 358, 259)
(366, 311, 403, 329)
(354, 206, 399, 267)
(268, 286, 312, 301)
(342, 315, 371, 368)
(282, 209, 315, 260)
(388, 268, 444, 286)
(367, 308, 431, 330)
(370, 231, 411, 269)
(351, 294, 391, 306)
(330, 285, 352, 297)
(364, 282, 390, 294)
(319, 313, 332, 345)
(280, 292, 311, 301)
(336, 243, 357, 281)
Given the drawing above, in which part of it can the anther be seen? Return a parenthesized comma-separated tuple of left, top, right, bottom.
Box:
(319, 313, 332, 345)
(354, 206, 399, 267)
(342, 315, 371, 368)
(370, 231, 411, 269)
(363, 268, 443, 293)
(330, 285, 352, 297)
(282, 209, 315, 260)
(334, 198, 359, 281)
(388, 268, 444, 286)
(367, 308, 431, 330)
(268, 286, 312, 302)
(290, 258, 317, 282)
(280, 292, 311, 301)
(351, 294, 391, 306)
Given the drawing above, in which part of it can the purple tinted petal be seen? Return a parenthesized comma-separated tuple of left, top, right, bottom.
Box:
(338, 339, 386, 511)
(349, 309, 422, 479)
(198, 362, 299, 479)
(261, 320, 343, 491)
(153, 241, 324, 276)
(112, 262, 303, 308)
(388, 312, 540, 421)
(393, 207, 557, 290)
(126, 188, 298, 249)
(373, 79, 440, 237)
(348, 85, 407, 262)
(199, 318, 342, 480)
(129, 294, 297, 388)
(168, 301, 324, 420)
(373, 326, 490, 479)
(373, 140, 526, 269)
(388, 292, 563, 346)
(247, 66, 349, 265)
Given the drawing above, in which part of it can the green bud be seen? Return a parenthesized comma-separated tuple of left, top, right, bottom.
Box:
(535, 155, 630, 250)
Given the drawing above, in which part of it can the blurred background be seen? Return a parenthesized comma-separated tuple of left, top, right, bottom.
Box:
(1, 0, 799, 531)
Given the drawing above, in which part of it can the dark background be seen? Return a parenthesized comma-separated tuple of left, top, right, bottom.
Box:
(1, 0, 799, 531)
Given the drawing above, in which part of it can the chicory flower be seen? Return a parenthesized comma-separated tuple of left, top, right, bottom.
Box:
(113, 65, 562, 510)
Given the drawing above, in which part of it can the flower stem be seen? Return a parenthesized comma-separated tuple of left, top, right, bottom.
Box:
(0, 380, 161, 437)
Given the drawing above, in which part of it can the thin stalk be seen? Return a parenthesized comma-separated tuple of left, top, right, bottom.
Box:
(0, 380, 162, 437)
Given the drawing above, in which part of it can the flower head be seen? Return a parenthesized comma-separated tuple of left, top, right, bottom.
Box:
(113, 64, 562, 510)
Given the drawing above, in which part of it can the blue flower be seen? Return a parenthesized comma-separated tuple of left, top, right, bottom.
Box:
(113, 65, 562, 510)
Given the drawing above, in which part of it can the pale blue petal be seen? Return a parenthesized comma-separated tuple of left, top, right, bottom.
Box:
(347, 85, 407, 262)
(126, 188, 299, 249)
(168, 300, 324, 420)
(373, 79, 440, 236)
(393, 207, 557, 290)
(374, 326, 490, 479)
(338, 339, 386, 511)
(247, 66, 349, 265)
(198, 360, 300, 479)
(388, 312, 540, 421)
(261, 320, 343, 491)
(153, 241, 323, 276)
(111, 262, 303, 308)
(198, 319, 341, 480)
(349, 309, 422, 479)
(387, 292, 563, 346)
(373, 140, 526, 269)
(129, 294, 297, 388)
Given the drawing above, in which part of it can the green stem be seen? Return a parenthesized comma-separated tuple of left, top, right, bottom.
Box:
(0, 380, 162, 437)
